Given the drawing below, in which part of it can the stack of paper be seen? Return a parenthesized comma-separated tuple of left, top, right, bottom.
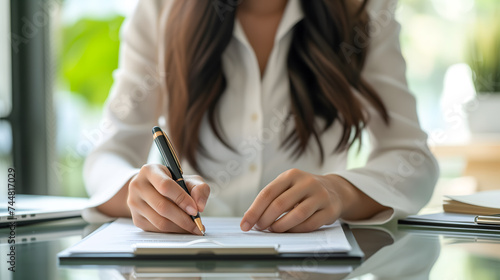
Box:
(443, 190, 500, 215)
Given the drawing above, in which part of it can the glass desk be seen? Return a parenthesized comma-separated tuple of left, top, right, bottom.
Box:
(1, 218, 499, 280)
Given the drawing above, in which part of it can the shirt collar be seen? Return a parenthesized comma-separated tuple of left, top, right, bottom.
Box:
(233, 0, 304, 46)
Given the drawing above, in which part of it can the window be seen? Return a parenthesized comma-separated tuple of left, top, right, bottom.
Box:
(52, 0, 138, 196)
(0, 0, 12, 195)
(0, 0, 11, 118)
(399, 0, 476, 139)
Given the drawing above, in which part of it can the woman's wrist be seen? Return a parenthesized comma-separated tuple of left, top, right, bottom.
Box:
(96, 176, 134, 218)
(323, 174, 389, 221)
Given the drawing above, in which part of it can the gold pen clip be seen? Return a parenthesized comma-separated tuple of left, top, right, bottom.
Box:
(162, 130, 183, 175)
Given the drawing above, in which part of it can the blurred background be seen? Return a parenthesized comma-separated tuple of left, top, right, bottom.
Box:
(0, 0, 499, 203)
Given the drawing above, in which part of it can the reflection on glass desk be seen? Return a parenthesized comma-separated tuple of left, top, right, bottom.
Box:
(0, 218, 499, 280)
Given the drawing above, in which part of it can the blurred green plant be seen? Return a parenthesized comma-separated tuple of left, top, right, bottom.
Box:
(59, 16, 125, 105)
(467, 5, 500, 93)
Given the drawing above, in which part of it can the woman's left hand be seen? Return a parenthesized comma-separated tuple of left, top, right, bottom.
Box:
(240, 168, 349, 233)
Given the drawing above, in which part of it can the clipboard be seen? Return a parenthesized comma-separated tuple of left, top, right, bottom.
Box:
(398, 212, 500, 235)
(58, 223, 364, 264)
(133, 240, 280, 255)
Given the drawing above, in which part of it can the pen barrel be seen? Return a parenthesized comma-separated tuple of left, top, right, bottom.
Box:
(175, 177, 190, 195)
(175, 178, 201, 220)
(152, 126, 204, 234)
(152, 130, 183, 180)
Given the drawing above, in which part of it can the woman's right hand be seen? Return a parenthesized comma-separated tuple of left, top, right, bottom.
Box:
(127, 164, 210, 235)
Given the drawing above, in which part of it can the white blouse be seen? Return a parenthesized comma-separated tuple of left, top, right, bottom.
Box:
(82, 0, 439, 224)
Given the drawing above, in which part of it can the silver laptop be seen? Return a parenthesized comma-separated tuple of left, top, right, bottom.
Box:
(0, 194, 88, 227)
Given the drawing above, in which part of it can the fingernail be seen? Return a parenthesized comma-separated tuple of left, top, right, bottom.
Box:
(193, 226, 203, 236)
(241, 221, 251, 231)
(199, 197, 207, 208)
(186, 205, 197, 216)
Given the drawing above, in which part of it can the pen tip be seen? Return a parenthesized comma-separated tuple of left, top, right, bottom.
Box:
(194, 217, 205, 236)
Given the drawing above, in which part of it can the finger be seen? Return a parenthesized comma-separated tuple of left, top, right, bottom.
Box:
(131, 207, 187, 234)
(183, 175, 205, 192)
(184, 176, 210, 212)
(143, 164, 198, 216)
(131, 213, 168, 233)
(286, 209, 332, 233)
(138, 185, 202, 234)
(268, 197, 319, 233)
(253, 185, 310, 231)
(241, 171, 295, 231)
(135, 198, 202, 235)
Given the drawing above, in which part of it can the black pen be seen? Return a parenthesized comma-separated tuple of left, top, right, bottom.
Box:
(152, 126, 205, 235)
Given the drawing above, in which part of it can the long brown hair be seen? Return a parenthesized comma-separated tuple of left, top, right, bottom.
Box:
(165, 0, 389, 175)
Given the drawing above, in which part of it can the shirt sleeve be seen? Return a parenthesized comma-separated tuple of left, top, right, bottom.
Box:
(82, 0, 167, 223)
(334, 0, 439, 225)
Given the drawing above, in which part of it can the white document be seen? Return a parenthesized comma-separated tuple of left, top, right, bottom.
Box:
(66, 217, 351, 254)
(406, 212, 477, 223)
(446, 190, 500, 209)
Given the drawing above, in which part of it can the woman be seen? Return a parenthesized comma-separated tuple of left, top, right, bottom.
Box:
(83, 0, 439, 235)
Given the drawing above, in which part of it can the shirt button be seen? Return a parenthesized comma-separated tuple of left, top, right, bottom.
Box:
(249, 164, 257, 172)
(251, 113, 258, 122)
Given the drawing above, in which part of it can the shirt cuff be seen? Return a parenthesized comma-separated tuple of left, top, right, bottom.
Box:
(83, 163, 140, 223)
(332, 170, 409, 225)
